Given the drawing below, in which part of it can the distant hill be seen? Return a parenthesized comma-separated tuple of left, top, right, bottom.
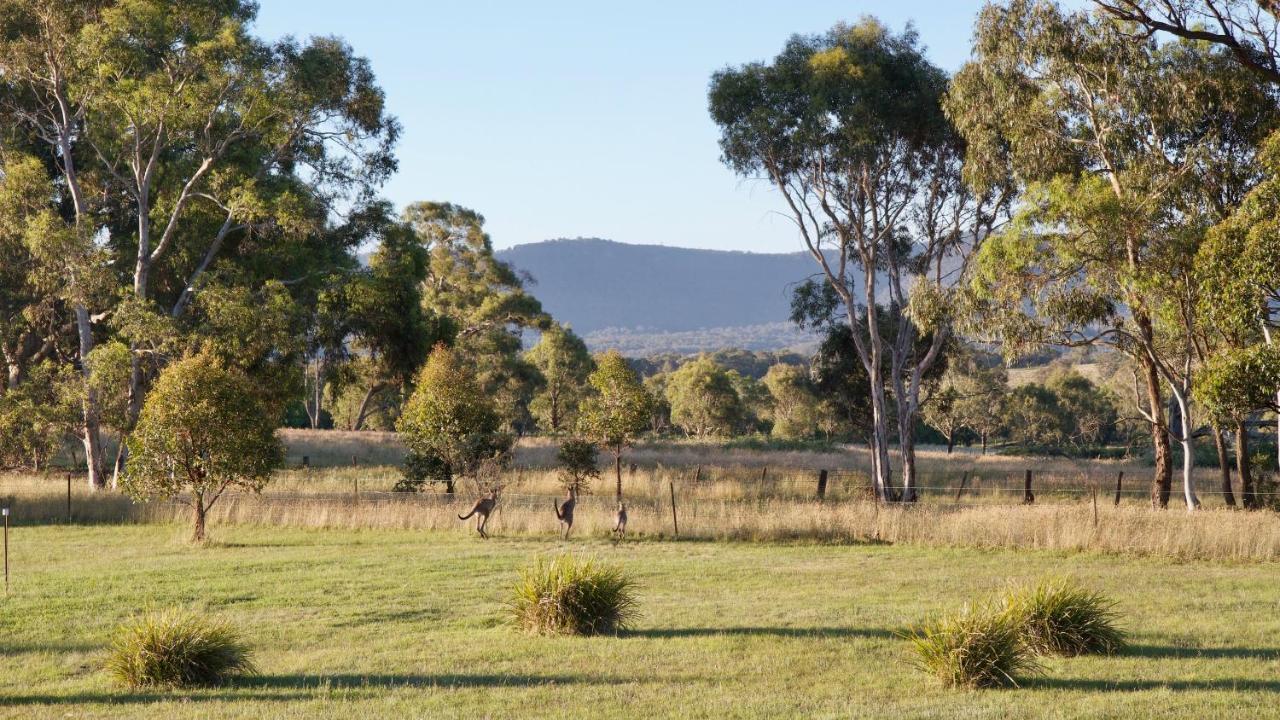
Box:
(497, 238, 826, 353)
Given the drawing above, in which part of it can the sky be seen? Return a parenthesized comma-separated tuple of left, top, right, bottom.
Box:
(251, 1, 1061, 254)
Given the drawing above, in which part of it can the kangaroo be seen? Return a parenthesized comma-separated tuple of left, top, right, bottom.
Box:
(612, 502, 628, 539)
(554, 487, 577, 540)
(458, 489, 497, 539)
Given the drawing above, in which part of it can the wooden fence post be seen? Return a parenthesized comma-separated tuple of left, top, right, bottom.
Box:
(954, 471, 969, 502)
(669, 481, 679, 538)
(816, 469, 828, 501)
(1023, 470, 1035, 505)
(1113, 471, 1124, 507)
(694, 466, 702, 483)
(66, 472, 72, 524)
(1091, 484, 1099, 528)
(760, 466, 768, 483)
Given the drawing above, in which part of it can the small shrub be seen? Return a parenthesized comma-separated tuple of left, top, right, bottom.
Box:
(1000, 578, 1125, 656)
(508, 554, 639, 636)
(905, 603, 1039, 689)
(107, 609, 257, 688)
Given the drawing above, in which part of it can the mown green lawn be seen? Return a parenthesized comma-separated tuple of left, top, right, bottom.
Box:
(1, 524, 1278, 718)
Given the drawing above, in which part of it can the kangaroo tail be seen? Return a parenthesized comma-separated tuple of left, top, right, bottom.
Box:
(554, 502, 563, 520)
(458, 510, 475, 520)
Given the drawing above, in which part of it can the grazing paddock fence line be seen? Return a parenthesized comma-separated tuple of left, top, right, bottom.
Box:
(2, 463, 1279, 561)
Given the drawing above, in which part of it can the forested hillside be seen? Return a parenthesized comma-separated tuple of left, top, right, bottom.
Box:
(497, 239, 827, 347)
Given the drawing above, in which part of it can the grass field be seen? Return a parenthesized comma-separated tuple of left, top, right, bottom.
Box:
(2, 525, 1279, 719)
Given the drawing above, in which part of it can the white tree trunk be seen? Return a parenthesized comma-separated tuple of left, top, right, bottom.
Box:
(1172, 388, 1200, 511)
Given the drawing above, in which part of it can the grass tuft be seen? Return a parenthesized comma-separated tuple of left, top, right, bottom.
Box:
(508, 554, 640, 636)
(905, 602, 1040, 689)
(106, 608, 257, 688)
(1000, 577, 1126, 656)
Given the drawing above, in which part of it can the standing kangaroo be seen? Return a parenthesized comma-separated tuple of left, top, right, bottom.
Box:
(612, 502, 628, 539)
(554, 487, 577, 540)
(458, 489, 498, 539)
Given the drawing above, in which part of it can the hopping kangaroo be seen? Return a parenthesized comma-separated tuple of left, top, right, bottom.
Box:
(554, 488, 577, 539)
(458, 489, 498, 539)
(612, 502, 627, 539)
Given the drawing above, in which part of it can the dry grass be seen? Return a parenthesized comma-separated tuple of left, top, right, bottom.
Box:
(5, 480, 1275, 561)
(3, 431, 1268, 561)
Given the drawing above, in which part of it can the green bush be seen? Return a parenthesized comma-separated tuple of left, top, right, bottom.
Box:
(508, 554, 639, 636)
(905, 603, 1039, 689)
(107, 609, 257, 688)
(1000, 578, 1125, 656)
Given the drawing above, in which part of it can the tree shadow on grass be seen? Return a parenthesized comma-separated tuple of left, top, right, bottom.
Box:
(0, 640, 98, 655)
(624, 626, 897, 640)
(0, 672, 630, 706)
(239, 673, 634, 690)
(1124, 644, 1280, 661)
(1028, 677, 1280, 693)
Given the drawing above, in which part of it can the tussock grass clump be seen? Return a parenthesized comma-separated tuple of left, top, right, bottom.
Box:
(905, 603, 1039, 689)
(107, 609, 257, 688)
(1000, 578, 1125, 656)
(509, 554, 639, 636)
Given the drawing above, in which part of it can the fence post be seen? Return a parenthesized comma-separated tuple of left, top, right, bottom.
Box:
(760, 466, 768, 483)
(816, 469, 829, 501)
(3, 506, 9, 596)
(1113, 471, 1124, 507)
(694, 466, 702, 483)
(66, 472, 72, 524)
(1023, 470, 1035, 505)
(669, 481, 679, 538)
(352, 455, 358, 467)
(1091, 484, 1099, 528)
(353, 478, 359, 502)
(954, 471, 969, 502)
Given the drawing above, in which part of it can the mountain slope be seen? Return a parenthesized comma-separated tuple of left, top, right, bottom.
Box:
(497, 238, 823, 338)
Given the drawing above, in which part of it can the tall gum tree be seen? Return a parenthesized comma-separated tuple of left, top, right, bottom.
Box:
(0, 0, 398, 487)
(949, 0, 1276, 509)
(709, 19, 1007, 500)
(1096, 0, 1280, 470)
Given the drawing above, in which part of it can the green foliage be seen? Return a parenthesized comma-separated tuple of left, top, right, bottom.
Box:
(1003, 372, 1118, 455)
(407, 202, 549, 435)
(579, 351, 652, 456)
(1000, 578, 1126, 657)
(107, 609, 256, 689)
(905, 603, 1040, 689)
(508, 555, 640, 636)
(762, 364, 819, 440)
(0, 361, 80, 469)
(556, 438, 600, 494)
(665, 355, 743, 438)
(397, 344, 512, 492)
(123, 354, 282, 540)
(526, 324, 594, 433)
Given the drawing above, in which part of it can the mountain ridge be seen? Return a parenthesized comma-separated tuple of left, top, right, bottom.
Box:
(497, 238, 824, 346)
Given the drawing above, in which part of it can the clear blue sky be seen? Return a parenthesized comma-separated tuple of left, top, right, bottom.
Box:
(252, 1, 1076, 254)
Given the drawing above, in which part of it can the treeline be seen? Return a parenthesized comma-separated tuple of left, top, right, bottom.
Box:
(707, 1, 1280, 509)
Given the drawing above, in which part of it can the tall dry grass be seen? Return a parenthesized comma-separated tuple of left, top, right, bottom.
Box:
(5, 477, 1277, 561)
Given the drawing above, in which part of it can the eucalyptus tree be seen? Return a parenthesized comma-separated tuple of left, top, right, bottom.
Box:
(709, 19, 1007, 500)
(579, 351, 652, 501)
(950, 0, 1276, 508)
(406, 202, 550, 433)
(1095, 1, 1280, 82)
(665, 355, 742, 438)
(397, 344, 511, 494)
(525, 323, 595, 433)
(762, 364, 820, 440)
(0, 0, 398, 487)
(1097, 1, 1280, 473)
